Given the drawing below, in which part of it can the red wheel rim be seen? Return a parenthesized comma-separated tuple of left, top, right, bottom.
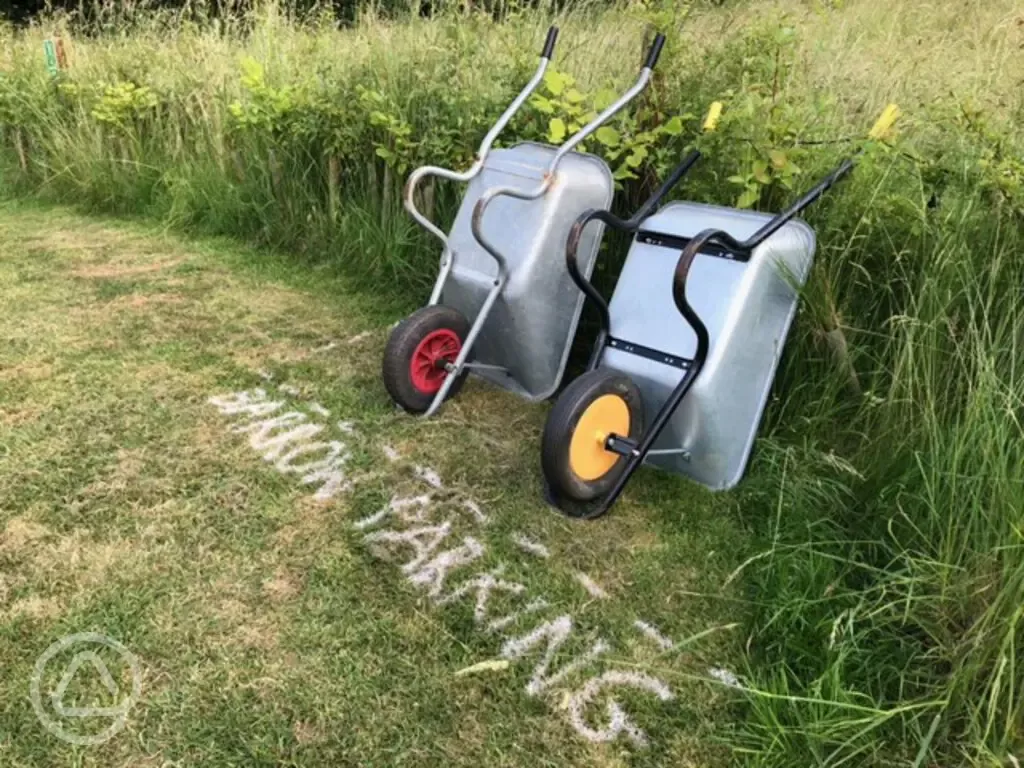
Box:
(410, 328, 462, 394)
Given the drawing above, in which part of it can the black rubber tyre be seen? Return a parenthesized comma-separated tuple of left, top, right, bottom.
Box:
(541, 369, 644, 502)
(382, 305, 471, 414)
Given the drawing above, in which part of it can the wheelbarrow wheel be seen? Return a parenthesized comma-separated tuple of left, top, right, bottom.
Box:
(382, 305, 471, 414)
(541, 369, 644, 503)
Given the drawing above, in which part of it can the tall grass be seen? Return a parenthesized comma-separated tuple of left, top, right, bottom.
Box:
(2, 0, 1024, 765)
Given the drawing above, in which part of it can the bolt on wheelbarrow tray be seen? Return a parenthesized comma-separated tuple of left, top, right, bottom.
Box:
(440, 141, 613, 401)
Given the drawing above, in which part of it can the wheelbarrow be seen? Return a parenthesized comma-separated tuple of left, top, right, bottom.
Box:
(381, 27, 681, 416)
(539, 151, 866, 519)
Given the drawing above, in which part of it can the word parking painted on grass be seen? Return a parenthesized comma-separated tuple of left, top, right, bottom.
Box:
(208, 383, 698, 749)
(352, 487, 676, 748)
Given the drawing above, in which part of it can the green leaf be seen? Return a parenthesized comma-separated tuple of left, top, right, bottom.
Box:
(530, 95, 554, 114)
(548, 117, 566, 143)
(543, 70, 567, 96)
(625, 145, 648, 168)
(595, 126, 621, 147)
(375, 146, 396, 162)
(737, 186, 760, 208)
(594, 88, 617, 111)
(726, 174, 748, 185)
(769, 149, 788, 169)
(565, 88, 586, 104)
(613, 164, 637, 180)
(661, 115, 684, 136)
(239, 56, 264, 84)
(752, 160, 770, 185)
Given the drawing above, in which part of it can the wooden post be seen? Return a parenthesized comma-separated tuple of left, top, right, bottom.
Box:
(55, 37, 68, 71)
(14, 129, 28, 172)
(420, 177, 435, 221)
(327, 154, 341, 222)
(268, 148, 282, 196)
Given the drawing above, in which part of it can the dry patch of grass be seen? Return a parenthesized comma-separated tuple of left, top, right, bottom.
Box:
(4, 595, 63, 621)
(0, 517, 53, 552)
(70, 259, 186, 280)
(31, 531, 143, 589)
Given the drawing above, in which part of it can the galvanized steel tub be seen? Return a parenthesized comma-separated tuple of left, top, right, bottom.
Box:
(601, 201, 817, 490)
(441, 141, 613, 400)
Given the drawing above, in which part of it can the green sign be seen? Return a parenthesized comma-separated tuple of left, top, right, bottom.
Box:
(43, 39, 59, 77)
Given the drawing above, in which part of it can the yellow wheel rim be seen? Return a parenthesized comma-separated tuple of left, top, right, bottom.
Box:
(569, 394, 630, 481)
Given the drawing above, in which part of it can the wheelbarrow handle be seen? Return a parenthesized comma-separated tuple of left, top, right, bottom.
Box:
(541, 26, 559, 59)
(631, 149, 701, 223)
(643, 33, 666, 70)
(405, 25, 558, 278)
(671, 155, 857, 330)
(744, 156, 855, 250)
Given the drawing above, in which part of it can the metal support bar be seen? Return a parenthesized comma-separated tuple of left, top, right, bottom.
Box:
(423, 273, 507, 417)
(460, 362, 509, 373)
(646, 448, 691, 458)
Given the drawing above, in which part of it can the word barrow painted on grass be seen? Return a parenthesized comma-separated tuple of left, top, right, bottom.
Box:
(207, 388, 351, 500)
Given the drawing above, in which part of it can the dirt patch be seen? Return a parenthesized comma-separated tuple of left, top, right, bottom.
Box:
(271, 497, 332, 551)
(24, 225, 135, 253)
(109, 293, 187, 309)
(0, 405, 44, 428)
(233, 621, 281, 651)
(0, 362, 54, 383)
(292, 720, 326, 746)
(211, 596, 283, 651)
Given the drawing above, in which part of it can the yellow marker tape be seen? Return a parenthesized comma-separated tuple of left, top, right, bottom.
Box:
(868, 103, 901, 140)
(703, 101, 723, 132)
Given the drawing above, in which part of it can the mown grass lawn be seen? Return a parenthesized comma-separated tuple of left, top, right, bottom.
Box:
(0, 200, 750, 767)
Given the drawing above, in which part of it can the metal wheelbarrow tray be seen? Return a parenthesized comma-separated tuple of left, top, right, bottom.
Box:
(602, 201, 815, 489)
(439, 141, 613, 401)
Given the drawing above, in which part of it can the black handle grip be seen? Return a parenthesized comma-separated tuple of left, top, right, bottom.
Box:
(541, 26, 558, 59)
(744, 156, 856, 249)
(643, 33, 666, 69)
